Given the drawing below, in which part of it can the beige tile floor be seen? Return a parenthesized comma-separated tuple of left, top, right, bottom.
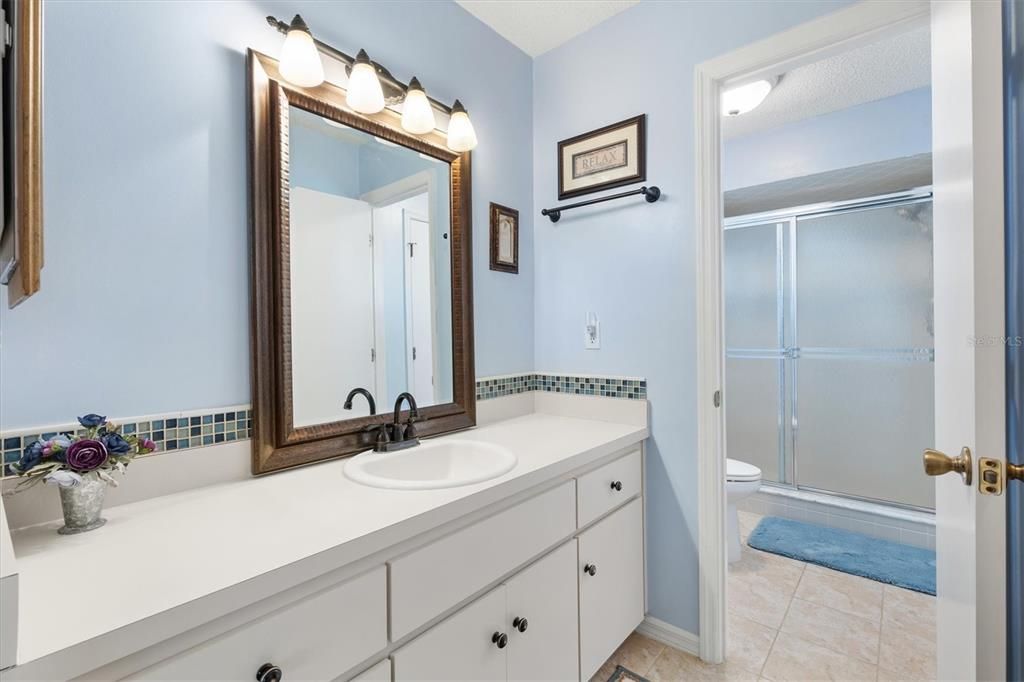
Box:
(592, 511, 937, 682)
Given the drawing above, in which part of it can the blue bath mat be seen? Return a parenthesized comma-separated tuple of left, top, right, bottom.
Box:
(747, 516, 936, 595)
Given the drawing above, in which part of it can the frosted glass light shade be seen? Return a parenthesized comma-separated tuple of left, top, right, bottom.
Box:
(401, 78, 436, 134)
(278, 16, 324, 88)
(446, 100, 477, 152)
(346, 51, 385, 114)
(721, 79, 773, 116)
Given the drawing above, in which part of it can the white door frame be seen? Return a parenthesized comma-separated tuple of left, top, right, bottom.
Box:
(693, 0, 931, 664)
(361, 171, 436, 403)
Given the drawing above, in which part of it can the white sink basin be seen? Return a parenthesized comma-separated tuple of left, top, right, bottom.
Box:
(343, 439, 518, 490)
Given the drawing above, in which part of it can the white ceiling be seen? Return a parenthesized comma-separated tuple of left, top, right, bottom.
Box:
(723, 24, 931, 139)
(455, 0, 640, 57)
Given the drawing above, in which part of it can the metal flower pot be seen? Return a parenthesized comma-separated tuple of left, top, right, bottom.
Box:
(57, 474, 107, 534)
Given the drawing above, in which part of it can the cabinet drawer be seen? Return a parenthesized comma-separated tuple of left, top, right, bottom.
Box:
(390, 481, 576, 641)
(578, 498, 644, 680)
(392, 587, 507, 682)
(133, 566, 387, 681)
(577, 450, 641, 528)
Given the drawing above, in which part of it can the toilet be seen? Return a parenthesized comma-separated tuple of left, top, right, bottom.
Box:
(726, 458, 762, 563)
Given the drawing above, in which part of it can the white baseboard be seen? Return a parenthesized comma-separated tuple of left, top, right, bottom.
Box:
(636, 616, 700, 657)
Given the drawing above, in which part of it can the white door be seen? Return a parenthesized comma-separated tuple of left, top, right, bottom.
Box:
(929, 2, 1007, 680)
(578, 499, 645, 681)
(391, 587, 507, 682)
(505, 542, 579, 682)
(404, 210, 436, 405)
(290, 188, 375, 426)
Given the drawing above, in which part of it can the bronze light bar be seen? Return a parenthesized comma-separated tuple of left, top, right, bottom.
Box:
(265, 15, 454, 115)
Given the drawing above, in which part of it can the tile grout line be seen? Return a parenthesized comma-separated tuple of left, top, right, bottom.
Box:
(762, 560, 805, 678)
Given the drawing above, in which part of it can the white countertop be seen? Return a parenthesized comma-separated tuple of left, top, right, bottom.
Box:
(9, 411, 646, 671)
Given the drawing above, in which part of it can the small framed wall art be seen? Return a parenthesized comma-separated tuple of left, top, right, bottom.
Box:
(489, 202, 519, 274)
(557, 114, 646, 200)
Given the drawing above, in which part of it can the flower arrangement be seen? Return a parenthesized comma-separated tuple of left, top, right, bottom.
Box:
(10, 413, 157, 491)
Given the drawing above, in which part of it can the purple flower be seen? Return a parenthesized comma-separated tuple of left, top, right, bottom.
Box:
(65, 439, 109, 472)
(140, 439, 157, 453)
(77, 414, 107, 428)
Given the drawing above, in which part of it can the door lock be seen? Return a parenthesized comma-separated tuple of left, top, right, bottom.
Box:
(977, 458, 1024, 496)
(923, 447, 972, 485)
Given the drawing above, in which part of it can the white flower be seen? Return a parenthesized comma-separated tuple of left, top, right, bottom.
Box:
(44, 470, 83, 489)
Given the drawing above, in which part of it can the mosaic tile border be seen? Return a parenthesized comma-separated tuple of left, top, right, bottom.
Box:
(1, 374, 645, 478)
(2, 408, 252, 478)
(475, 373, 647, 401)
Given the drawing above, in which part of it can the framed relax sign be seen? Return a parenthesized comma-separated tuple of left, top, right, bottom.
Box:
(557, 114, 646, 200)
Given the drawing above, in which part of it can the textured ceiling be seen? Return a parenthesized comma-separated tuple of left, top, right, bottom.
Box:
(455, 0, 640, 57)
(724, 153, 933, 217)
(723, 24, 931, 139)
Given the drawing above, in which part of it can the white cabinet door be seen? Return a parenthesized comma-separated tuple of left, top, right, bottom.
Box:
(392, 587, 508, 682)
(505, 542, 579, 682)
(577, 498, 644, 680)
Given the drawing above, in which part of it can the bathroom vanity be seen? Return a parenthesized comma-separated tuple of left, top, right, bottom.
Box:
(2, 407, 648, 681)
(2, 44, 650, 682)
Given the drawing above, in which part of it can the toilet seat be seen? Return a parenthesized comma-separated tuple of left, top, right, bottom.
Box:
(726, 458, 761, 482)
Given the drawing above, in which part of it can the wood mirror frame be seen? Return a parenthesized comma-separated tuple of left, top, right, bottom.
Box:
(3, 0, 44, 308)
(247, 50, 475, 476)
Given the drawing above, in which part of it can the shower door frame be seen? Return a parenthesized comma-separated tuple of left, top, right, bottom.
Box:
(725, 187, 935, 512)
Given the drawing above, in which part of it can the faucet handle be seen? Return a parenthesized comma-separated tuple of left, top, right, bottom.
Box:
(367, 423, 390, 451)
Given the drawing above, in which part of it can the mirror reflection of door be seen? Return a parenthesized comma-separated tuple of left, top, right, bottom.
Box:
(287, 106, 453, 429)
(404, 209, 436, 404)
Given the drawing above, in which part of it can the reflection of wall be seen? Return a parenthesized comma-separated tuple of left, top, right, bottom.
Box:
(289, 117, 361, 197)
(1, 0, 534, 429)
(290, 188, 375, 425)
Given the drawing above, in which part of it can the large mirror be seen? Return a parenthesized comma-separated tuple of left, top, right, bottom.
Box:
(249, 51, 475, 475)
(289, 107, 454, 425)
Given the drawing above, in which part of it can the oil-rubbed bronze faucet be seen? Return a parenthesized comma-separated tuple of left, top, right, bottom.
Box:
(381, 392, 420, 452)
(343, 387, 376, 415)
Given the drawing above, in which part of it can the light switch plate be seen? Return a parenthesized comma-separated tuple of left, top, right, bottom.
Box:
(585, 313, 600, 349)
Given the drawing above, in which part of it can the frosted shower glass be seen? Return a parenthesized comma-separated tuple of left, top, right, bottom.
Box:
(795, 358, 935, 508)
(725, 223, 781, 349)
(726, 357, 781, 483)
(796, 202, 933, 349)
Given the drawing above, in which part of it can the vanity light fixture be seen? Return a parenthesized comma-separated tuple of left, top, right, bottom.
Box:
(346, 49, 386, 114)
(267, 15, 477, 151)
(277, 15, 324, 88)
(446, 100, 478, 153)
(721, 78, 775, 116)
(401, 77, 437, 134)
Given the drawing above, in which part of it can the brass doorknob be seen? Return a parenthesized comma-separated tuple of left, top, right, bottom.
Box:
(923, 447, 972, 485)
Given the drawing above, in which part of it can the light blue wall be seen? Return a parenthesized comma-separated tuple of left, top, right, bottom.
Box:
(723, 87, 932, 190)
(532, 0, 854, 635)
(0, 0, 533, 429)
(288, 112, 362, 197)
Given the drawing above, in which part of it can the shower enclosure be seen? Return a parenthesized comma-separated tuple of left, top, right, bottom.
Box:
(724, 190, 935, 510)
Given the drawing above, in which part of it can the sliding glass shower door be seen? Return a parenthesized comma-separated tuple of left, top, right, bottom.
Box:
(725, 193, 935, 510)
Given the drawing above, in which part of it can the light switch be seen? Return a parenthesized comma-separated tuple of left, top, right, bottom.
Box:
(585, 312, 600, 350)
